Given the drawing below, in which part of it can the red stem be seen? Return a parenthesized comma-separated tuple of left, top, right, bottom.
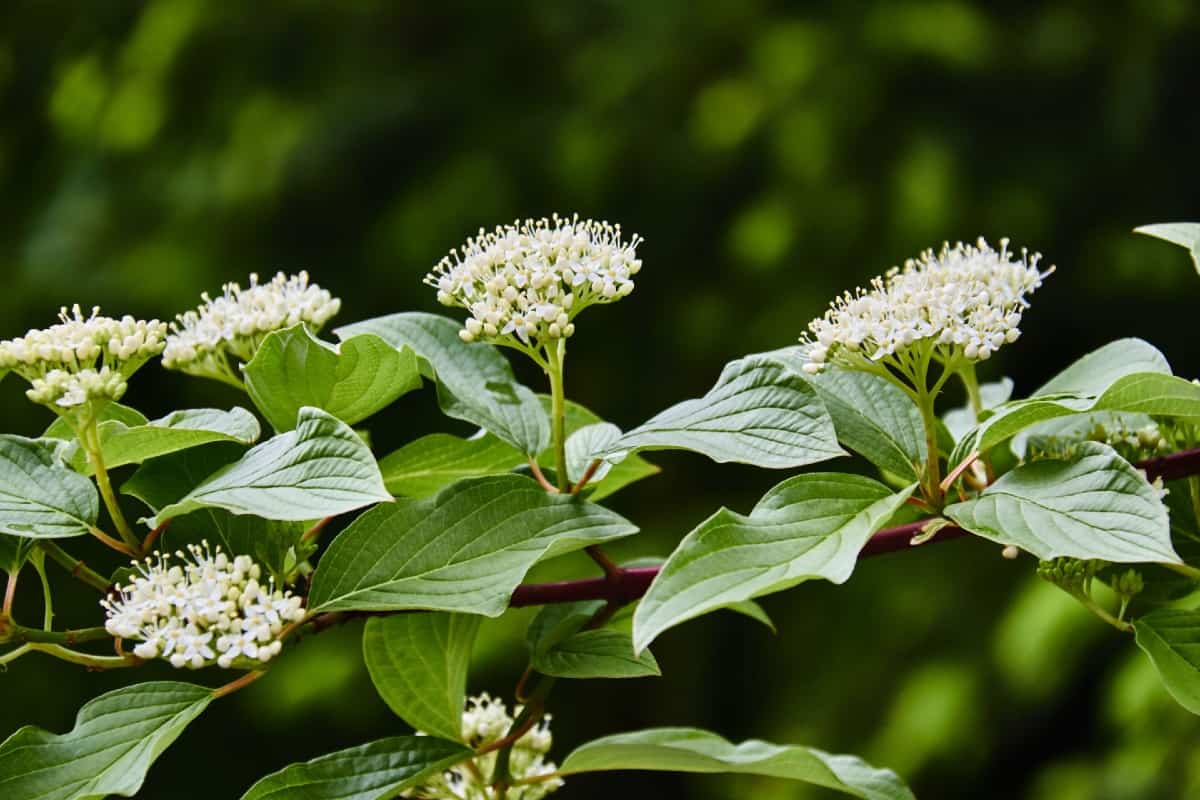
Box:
(504, 447, 1200, 609)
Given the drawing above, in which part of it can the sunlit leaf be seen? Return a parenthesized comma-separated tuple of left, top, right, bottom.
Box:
(558, 728, 914, 800)
(244, 325, 422, 432)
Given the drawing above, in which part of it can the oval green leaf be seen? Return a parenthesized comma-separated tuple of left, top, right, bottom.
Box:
(558, 727, 914, 800)
(363, 613, 481, 742)
(944, 441, 1179, 563)
(0, 681, 212, 800)
(0, 435, 99, 539)
(307, 474, 637, 614)
(244, 326, 422, 432)
(633, 473, 915, 653)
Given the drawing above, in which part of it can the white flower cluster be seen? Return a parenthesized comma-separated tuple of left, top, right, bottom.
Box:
(425, 215, 642, 348)
(402, 693, 563, 800)
(163, 271, 340, 384)
(801, 238, 1052, 374)
(0, 305, 166, 409)
(101, 542, 305, 669)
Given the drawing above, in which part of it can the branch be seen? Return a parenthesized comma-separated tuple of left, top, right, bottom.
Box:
(503, 447, 1200, 609)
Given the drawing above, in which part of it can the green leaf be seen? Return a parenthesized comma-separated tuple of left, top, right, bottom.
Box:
(55, 408, 261, 474)
(379, 433, 525, 498)
(723, 599, 776, 632)
(0, 681, 212, 800)
(952, 366, 1193, 464)
(336, 312, 549, 455)
(532, 628, 661, 679)
(0, 534, 32, 574)
(600, 354, 844, 468)
(1033, 338, 1171, 397)
(802, 366, 926, 481)
(122, 442, 246, 514)
(244, 326, 422, 432)
(307, 474, 637, 614)
(363, 613, 481, 741)
(1136, 222, 1200, 273)
(565, 422, 622, 483)
(1134, 608, 1200, 714)
(43, 402, 149, 440)
(152, 407, 390, 524)
(944, 441, 1178, 563)
(537, 398, 660, 501)
(1094, 372, 1200, 421)
(0, 435, 99, 539)
(943, 378, 1013, 441)
(633, 474, 915, 652)
(558, 728, 914, 800)
(238, 736, 472, 800)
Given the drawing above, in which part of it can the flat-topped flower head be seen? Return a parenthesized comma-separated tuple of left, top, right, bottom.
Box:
(0, 305, 166, 412)
(402, 692, 563, 800)
(425, 214, 642, 353)
(163, 271, 340, 387)
(101, 542, 305, 670)
(800, 238, 1052, 377)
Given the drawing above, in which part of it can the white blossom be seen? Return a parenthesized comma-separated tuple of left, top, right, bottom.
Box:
(163, 271, 340, 385)
(425, 215, 642, 350)
(0, 305, 166, 410)
(800, 238, 1053, 375)
(101, 542, 305, 670)
(402, 693, 564, 800)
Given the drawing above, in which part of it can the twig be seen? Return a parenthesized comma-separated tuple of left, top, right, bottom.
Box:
(301, 517, 334, 544)
(212, 669, 266, 699)
(584, 545, 622, 579)
(38, 542, 112, 593)
(88, 526, 138, 558)
(141, 519, 170, 553)
(571, 459, 604, 494)
(527, 458, 559, 494)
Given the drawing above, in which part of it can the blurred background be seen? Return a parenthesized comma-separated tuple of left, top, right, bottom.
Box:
(1, 2, 1199, 798)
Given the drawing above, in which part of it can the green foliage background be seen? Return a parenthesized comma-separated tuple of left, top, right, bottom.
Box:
(1, 2, 1198, 797)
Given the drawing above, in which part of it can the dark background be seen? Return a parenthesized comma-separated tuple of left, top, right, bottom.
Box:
(1, 2, 1199, 798)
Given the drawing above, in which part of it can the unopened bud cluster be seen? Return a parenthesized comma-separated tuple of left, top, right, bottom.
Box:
(1088, 420, 1172, 462)
(101, 542, 305, 669)
(403, 693, 563, 800)
(425, 215, 642, 349)
(0, 306, 166, 410)
(163, 272, 340, 384)
(801, 238, 1052, 374)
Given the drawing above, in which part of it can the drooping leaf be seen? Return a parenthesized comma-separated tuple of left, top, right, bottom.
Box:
(52, 408, 261, 474)
(378, 433, 525, 498)
(801, 365, 927, 481)
(363, 613, 481, 741)
(1033, 338, 1171, 397)
(244, 326, 422, 432)
(0, 435, 99, 539)
(633, 474, 914, 652)
(599, 354, 844, 468)
(723, 600, 776, 632)
(0, 682, 212, 800)
(238, 736, 472, 800)
(1136, 222, 1200, 274)
(951, 369, 1199, 465)
(152, 407, 390, 524)
(558, 728, 914, 800)
(1134, 608, 1200, 715)
(307, 474, 637, 614)
(0, 534, 33, 574)
(336, 312, 549, 455)
(532, 628, 660, 679)
(944, 441, 1178, 563)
